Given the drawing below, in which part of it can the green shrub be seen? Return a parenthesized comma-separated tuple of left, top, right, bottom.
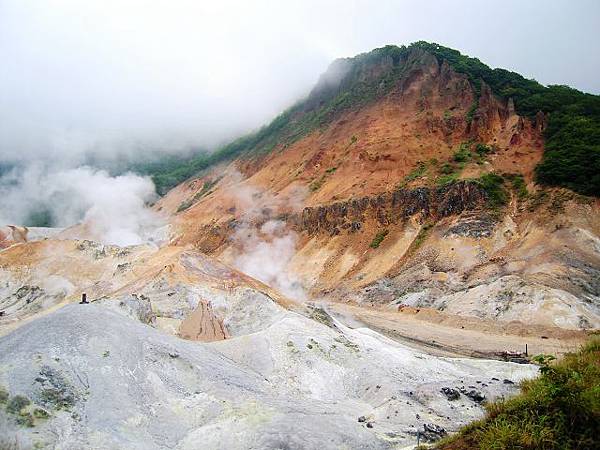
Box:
(0, 386, 8, 404)
(475, 143, 493, 155)
(440, 163, 454, 175)
(476, 173, 508, 208)
(535, 113, 600, 196)
(508, 173, 528, 199)
(453, 143, 472, 163)
(16, 413, 34, 428)
(193, 177, 220, 200)
(370, 230, 389, 249)
(6, 395, 30, 414)
(40, 387, 75, 411)
(176, 199, 193, 213)
(32, 408, 49, 419)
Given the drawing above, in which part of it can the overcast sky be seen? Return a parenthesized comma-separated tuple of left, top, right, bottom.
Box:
(1, 0, 599, 164)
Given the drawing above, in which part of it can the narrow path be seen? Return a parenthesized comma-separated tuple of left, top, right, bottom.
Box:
(323, 302, 586, 359)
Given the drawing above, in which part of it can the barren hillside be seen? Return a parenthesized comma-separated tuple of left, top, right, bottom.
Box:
(157, 44, 600, 332)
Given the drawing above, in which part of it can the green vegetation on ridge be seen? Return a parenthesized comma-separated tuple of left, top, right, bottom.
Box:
(139, 42, 600, 197)
(414, 41, 600, 197)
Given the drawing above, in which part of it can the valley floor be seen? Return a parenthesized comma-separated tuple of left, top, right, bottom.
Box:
(323, 301, 587, 359)
(0, 237, 593, 449)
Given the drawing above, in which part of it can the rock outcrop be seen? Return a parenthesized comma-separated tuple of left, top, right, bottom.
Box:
(178, 299, 228, 342)
(0, 225, 29, 249)
(296, 181, 488, 236)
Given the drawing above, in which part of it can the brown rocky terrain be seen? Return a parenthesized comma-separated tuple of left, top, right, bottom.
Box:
(154, 46, 599, 337)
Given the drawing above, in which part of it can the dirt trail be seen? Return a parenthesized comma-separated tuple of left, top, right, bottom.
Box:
(323, 302, 587, 359)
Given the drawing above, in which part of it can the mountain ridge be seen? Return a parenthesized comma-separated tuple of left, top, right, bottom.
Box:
(145, 41, 599, 197)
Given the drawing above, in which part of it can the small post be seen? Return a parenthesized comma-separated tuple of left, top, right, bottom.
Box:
(80, 293, 88, 304)
(417, 431, 420, 446)
(525, 343, 528, 356)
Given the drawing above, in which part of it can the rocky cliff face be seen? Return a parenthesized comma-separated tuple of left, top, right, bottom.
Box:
(176, 181, 489, 256)
(296, 181, 488, 236)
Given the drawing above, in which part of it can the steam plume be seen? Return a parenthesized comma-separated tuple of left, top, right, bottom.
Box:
(226, 171, 307, 300)
(0, 164, 162, 246)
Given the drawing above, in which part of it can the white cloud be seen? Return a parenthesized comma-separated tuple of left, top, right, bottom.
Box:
(0, 0, 597, 163)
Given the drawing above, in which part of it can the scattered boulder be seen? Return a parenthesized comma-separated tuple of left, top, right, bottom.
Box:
(441, 387, 460, 400)
(421, 423, 447, 442)
(460, 388, 486, 403)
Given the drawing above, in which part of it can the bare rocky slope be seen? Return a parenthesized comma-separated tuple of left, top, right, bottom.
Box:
(158, 44, 600, 332)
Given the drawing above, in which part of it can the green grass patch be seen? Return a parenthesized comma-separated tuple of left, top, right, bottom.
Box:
(309, 175, 326, 192)
(400, 161, 428, 187)
(177, 176, 222, 212)
(407, 161, 427, 181)
(453, 142, 472, 163)
(506, 173, 529, 199)
(176, 199, 194, 213)
(369, 229, 389, 249)
(193, 177, 221, 200)
(413, 222, 433, 249)
(475, 173, 508, 208)
(437, 173, 459, 186)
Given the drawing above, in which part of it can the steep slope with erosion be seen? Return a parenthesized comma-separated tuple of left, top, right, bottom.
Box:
(157, 44, 600, 333)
